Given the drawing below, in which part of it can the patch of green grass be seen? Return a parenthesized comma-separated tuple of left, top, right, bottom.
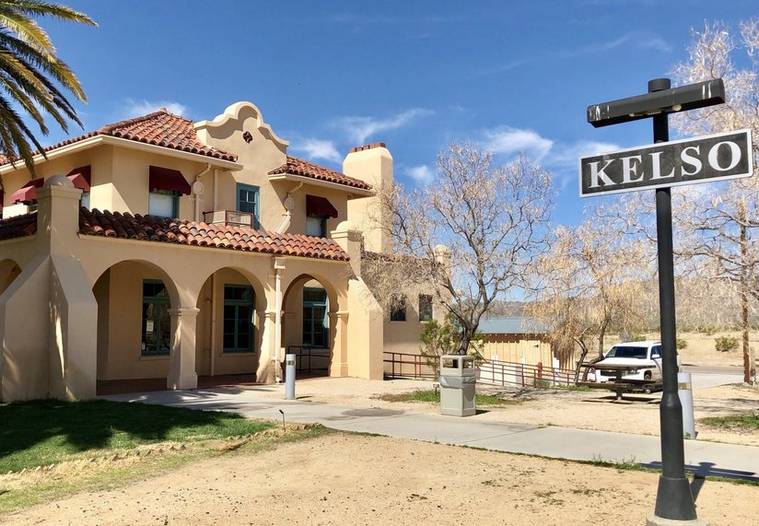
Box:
(377, 389, 518, 406)
(0, 399, 274, 473)
(701, 412, 759, 431)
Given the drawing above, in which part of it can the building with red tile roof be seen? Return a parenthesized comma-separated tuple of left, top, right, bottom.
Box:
(0, 100, 431, 404)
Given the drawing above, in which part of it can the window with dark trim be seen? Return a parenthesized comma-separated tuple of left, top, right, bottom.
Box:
(141, 280, 171, 356)
(418, 294, 433, 322)
(148, 190, 179, 218)
(236, 183, 260, 227)
(223, 285, 255, 353)
(390, 295, 407, 322)
(306, 215, 327, 237)
(303, 287, 328, 348)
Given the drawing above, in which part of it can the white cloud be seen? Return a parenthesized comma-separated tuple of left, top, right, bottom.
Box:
(333, 108, 433, 145)
(550, 140, 622, 167)
(123, 99, 188, 118)
(561, 31, 671, 57)
(406, 164, 434, 183)
(641, 36, 672, 53)
(292, 138, 342, 163)
(483, 126, 554, 160)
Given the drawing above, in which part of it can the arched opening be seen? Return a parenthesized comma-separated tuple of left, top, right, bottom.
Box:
(194, 267, 266, 388)
(0, 259, 22, 296)
(93, 260, 180, 395)
(281, 274, 338, 378)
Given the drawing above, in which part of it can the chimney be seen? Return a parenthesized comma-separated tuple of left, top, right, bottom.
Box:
(343, 143, 393, 254)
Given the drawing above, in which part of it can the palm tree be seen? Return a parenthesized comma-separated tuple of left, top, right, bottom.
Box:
(0, 0, 95, 172)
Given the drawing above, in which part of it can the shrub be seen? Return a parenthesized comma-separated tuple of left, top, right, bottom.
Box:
(702, 325, 718, 336)
(676, 338, 688, 350)
(715, 336, 739, 353)
(419, 319, 458, 375)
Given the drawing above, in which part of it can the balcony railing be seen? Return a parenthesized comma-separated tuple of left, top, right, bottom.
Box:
(202, 210, 256, 228)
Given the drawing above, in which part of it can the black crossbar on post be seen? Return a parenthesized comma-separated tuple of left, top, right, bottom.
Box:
(583, 77, 731, 524)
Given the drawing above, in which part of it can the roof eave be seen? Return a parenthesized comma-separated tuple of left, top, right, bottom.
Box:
(268, 172, 374, 198)
(0, 135, 243, 175)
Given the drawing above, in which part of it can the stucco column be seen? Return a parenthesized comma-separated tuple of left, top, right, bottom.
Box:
(167, 307, 199, 390)
(258, 310, 277, 383)
(329, 311, 349, 377)
(331, 223, 363, 278)
(273, 258, 285, 382)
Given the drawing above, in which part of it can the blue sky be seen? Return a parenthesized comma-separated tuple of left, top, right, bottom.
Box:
(40, 0, 757, 225)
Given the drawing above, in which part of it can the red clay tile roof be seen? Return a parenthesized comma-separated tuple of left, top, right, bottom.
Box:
(79, 208, 349, 261)
(0, 110, 237, 167)
(269, 156, 372, 191)
(0, 212, 37, 241)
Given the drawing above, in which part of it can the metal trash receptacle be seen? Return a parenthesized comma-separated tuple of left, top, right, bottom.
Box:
(439, 355, 476, 417)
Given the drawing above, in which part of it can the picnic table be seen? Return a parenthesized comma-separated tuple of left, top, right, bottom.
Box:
(577, 362, 662, 400)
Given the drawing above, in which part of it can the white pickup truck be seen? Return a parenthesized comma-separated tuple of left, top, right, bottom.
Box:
(589, 340, 663, 385)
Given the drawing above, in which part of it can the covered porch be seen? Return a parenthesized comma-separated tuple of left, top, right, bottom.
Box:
(0, 177, 369, 401)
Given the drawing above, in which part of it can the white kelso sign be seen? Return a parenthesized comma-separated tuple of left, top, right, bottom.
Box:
(579, 129, 753, 197)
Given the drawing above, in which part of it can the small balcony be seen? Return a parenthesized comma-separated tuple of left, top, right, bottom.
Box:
(202, 210, 256, 229)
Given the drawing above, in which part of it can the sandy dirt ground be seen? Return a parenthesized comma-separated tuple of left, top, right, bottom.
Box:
(4, 433, 758, 526)
(253, 377, 759, 446)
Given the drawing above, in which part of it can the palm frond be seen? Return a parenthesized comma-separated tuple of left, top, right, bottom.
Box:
(0, 9, 51, 52)
(0, 1, 95, 174)
(0, 92, 46, 168)
(1, 1, 95, 26)
(0, 31, 86, 100)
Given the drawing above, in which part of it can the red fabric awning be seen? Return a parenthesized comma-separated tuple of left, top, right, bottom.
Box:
(66, 165, 91, 192)
(306, 195, 338, 218)
(10, 178, 44, 203)
(9, 166, 91, 204)
(149, 166, 191, 195)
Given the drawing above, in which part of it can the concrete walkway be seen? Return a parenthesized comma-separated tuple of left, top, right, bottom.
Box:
(106, 386, 759, 481)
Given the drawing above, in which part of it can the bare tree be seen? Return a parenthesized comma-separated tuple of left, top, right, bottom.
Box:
(365, 144, 552, 355)
(529, 206, 653, 380)
(672, 19, 759, 383)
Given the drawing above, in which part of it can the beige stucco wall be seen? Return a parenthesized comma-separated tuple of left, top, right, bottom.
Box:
(0, 253, 50, 400)
(344, 146, 393, 253)
(195, 102, 287, 231)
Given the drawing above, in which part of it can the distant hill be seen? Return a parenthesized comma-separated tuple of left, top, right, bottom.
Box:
(484, 300, 526, 318)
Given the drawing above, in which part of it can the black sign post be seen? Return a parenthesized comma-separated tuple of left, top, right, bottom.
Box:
(584, 78, 742, 525)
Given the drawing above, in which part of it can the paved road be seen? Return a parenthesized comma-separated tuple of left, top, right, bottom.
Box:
(683, 366, 745, 390)
(106, 387, 759, 481)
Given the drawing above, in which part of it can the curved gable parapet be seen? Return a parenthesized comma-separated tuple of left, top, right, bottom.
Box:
(193, 101, 289, 150)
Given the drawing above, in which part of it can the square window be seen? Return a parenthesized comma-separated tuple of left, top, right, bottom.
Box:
(149, 191, 178, 218)
(306, 215, 327, 237)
